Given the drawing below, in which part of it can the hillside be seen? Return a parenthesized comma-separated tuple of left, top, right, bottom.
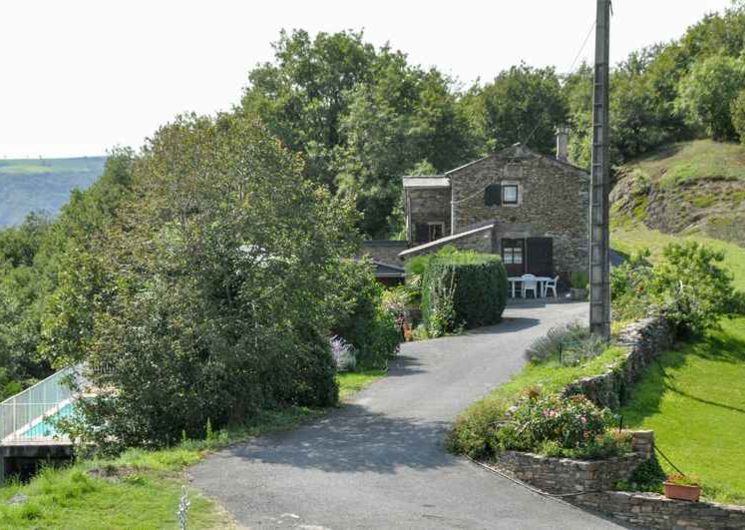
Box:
(0, 156, 106, 227)
(611, 140, 745, 247)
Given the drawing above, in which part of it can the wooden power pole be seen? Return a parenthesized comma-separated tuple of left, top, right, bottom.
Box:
(590, 0, 611, 339)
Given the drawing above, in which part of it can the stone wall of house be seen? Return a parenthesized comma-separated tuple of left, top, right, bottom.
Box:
(562, 316, 674, 410)
(449, 145, 589, 278)
(406, 187, 451, 242)
(492, 431, 653, 495)
(361, 240, 408, 266)
(573, 492, 745, 530)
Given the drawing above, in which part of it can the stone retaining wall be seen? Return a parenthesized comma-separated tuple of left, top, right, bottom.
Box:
(492, 431, 653, 495)
(489, 316, 745, 530)
(573, 491, 745, 530)
(562, 316, 674, 410)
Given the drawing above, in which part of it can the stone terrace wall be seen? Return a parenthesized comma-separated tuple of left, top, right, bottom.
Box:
(574, 491, 745, 530)
(492, 431, 653, 495)
(562, 316, 674, 410)
(494, 451, 645, 495)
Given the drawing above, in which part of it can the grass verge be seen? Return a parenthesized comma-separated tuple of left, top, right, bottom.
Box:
(337, 369, 386, 400)
(620, 317, 745, 505)
(0, 370, 387, 529)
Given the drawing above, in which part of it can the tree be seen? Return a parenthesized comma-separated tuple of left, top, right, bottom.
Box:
(731, 89, 745, 143)
(241, 29, 379, 190)
(334, 66, 474, 236)
(463, 64, 568, 155)
(677, 56, 745, 141)
(70, 114, 360, 449)
(242, 29, 475, 238)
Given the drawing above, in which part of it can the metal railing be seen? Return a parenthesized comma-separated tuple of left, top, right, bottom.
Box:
(1, 366, 81, 445)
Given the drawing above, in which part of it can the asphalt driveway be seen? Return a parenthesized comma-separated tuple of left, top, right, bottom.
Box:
(191, 301, 627, 529)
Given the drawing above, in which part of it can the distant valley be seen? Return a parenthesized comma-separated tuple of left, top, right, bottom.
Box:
(0, 156, 106, 226)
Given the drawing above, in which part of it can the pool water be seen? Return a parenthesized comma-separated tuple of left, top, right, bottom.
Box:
(22, 403, 75, 439)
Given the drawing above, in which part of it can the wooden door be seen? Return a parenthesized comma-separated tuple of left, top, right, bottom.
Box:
(527, 237, 553, 277)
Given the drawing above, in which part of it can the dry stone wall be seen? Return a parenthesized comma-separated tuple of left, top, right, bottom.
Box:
(487, 316, 745, 530)
(574, 491, 745, 530)
(562, 316, 674, 410)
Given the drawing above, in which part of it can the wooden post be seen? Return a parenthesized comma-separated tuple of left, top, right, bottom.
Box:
(590, 0, 611, 338)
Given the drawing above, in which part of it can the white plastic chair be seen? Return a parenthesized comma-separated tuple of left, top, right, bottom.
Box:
(521, 274, 538, 298)
(544, 275, 559, 298)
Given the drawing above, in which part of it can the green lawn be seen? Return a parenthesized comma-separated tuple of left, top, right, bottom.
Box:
(624, 139, 745, 188)
(621, 317, 745, 505)
(0, 370, 388, 529)
(613, 223, 745, 505)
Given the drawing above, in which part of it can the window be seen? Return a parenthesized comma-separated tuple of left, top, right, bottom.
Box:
(503, 184, 519, 205)
(428, 222, 444, 241)
(502, 239, 524, 265)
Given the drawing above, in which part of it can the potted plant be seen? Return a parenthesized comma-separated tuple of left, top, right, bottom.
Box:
(569, 271, 589, 301)
(663, 473, 701, 502)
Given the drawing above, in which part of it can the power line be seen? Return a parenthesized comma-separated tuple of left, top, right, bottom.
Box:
(567, 20, 597, 74)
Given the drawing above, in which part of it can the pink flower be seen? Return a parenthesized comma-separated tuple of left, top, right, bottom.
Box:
(580, 416, 587, 424)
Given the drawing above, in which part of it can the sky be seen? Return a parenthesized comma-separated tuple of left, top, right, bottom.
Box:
(0, 0, 734, 159)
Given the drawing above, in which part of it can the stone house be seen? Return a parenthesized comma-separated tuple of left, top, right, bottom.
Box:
(364, 130, 590, 285)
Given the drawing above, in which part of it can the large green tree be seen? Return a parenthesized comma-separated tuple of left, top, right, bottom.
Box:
(241, 29, 474, 237)
(462, 64, 568, 155)
(677, 55, 745, 141)
(71, 114, 360, 449)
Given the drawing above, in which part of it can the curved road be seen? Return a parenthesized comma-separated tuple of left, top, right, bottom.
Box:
(191, 301, 626, 529)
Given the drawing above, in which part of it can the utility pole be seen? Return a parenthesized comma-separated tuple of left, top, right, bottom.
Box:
(589, 0, 611, 339)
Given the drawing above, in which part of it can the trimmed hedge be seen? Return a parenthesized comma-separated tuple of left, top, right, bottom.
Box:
(421, 252, 508, 335)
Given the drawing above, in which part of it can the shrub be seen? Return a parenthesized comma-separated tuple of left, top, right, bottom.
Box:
(733, 89, 745, 143)
(524, 322, 606, 366)
(421, 251, 508, 336)
(333, 259, 400, 369)
(570, 271, 589, 289)
(617, 457, 666, 493)
(491, 394, 622, 458)
(380, 285, 415, 333)
(651, 242, 739, 336)
(667, 473, 702, 486)
(612, 242, 741, 336)
(329, 335, 356, 372)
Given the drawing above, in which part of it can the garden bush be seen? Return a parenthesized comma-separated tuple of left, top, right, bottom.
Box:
(329, 335, 356, 372)
(421, 251, 507, 336)
(612, 242, 742, 336)
(491, 394, 627, 460)
(333, 259, 400, 369)
(524, 322, 606, 365)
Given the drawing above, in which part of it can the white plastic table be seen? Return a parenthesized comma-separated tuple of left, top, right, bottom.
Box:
(508, 276, 552, 298)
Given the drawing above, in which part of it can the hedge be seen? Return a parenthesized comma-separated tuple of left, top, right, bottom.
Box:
(421, 252, 508, 335)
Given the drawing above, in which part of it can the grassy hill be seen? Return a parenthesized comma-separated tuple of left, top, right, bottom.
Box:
(611, 140, 745, 247)
(0, 157, 106, 227)
(611, 144, 745, 504)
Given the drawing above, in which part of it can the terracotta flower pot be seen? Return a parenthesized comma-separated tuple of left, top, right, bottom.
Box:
(663, 482, 701, 502)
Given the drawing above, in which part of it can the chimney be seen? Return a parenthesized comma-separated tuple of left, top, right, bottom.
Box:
(555, 126, 569, 162)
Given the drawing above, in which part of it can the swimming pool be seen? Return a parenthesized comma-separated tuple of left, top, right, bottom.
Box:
(22, 403, 75, 439)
